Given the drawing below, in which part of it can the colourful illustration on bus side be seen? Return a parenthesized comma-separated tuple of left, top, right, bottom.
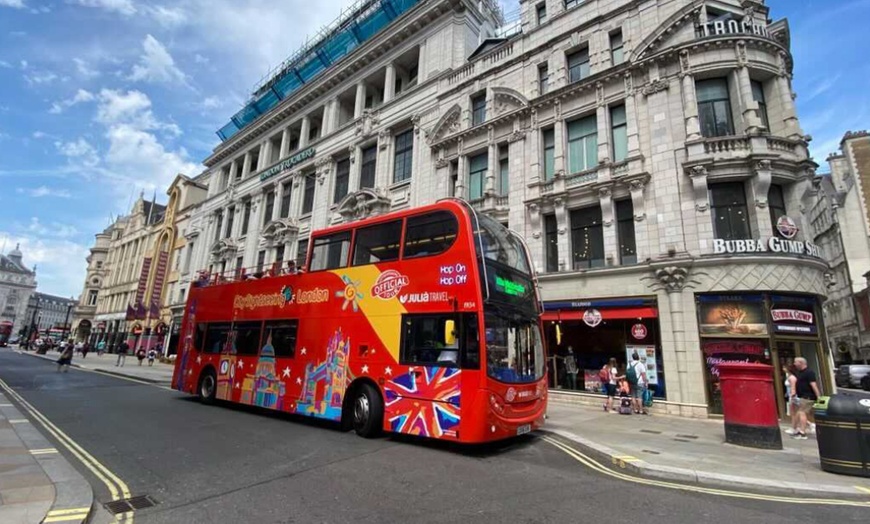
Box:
(243, 334, 286, 409)
(295, 328, 349, 420)
(174, 299, 196, 391)
(385, 367, 461, 438)
(336, 275, 363, 312)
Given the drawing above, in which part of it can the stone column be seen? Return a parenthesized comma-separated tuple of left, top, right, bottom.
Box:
(624, 73, 640, 155)
(354, 82, 367, 118)
(528, 109, 541, 185)
(228, 158, 238, 181)
(553, 101, 565, 177)
(596, 83, 610, 164)
(750, 160, 774, 238)
(279, 127, 290, 159)
(348, 145, 361, 193)
(554, 197, 569, 271)
(242, 151, 253, 178)
(599, 186, 616, 265)
(375, 128, 393, 188)
(736, 46, 762, 134)
(384, 63, 396, 102)
(681, 76, 701, 142)
(776, 52, 803, 139)
(484, 129, 497, 195)
(455, 148, 467, 198)
(299, 116, 311, 148)
(257, 142, 269, 171)
(653, 266, 693, 407)
(312, 158, 334, 230)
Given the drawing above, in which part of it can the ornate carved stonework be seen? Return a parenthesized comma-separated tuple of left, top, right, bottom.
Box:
(596, 82, 605, 107)
(427, 104, 461, 144)
(210, 239, 239, 260)
(624, 72, 634, 95)
(687, 165, 710, 212)
(260, 218, 299, 247)
(700, 262, 827, 297)
(354, 109, 379, 139)
(336, 189, 392, 221)
(679, 50, 690, 75)
(642, 78, 669, 96)
(378, 127, 392, 150)
(647, 266, 700, 293)
(508, 128, 526, 143)
(736, 40, 747, 66)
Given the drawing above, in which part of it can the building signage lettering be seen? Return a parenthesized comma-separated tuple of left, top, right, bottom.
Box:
(399, 291, 449, 304)
(439, 264, 468, 286)
(259, 147, 315, 182)
(495, 276, 526, 297)
(712, 237, 823, 259)
(583, 309, 602, 328)
(234, 293, 286, 310)
(698, 18, 770, 38)
(771, 308, 813, 324)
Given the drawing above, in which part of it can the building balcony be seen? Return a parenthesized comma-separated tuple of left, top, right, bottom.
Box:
(686, 134, 809, 167)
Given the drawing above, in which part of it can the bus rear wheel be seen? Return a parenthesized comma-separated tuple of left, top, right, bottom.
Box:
(198, 369, 217, 405)
(352, 383, 383, 438)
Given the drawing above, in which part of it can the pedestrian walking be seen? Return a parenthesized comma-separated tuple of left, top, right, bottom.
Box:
(147, 347, 157, 366)
(81, 342, 90, 359)
(136, 347, 147, 366)
(627, 352, 649, 415)
(96, 339, 106, 357)
(115, 341, 129, 367)
(782, 364, 798, 435)
(602, 357, 622, 412)
(56, 340, 74, 372)
(792, 357, 820, 440)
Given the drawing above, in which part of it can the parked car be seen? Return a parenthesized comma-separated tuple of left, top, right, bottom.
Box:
(862, 374, 870, 391)
(836, 364, 870, 388)
(8, 336, 19, 345)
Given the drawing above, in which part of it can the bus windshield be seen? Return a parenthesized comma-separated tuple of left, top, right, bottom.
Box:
(485, 309, 545, 384)
(475, 213, 530, 274)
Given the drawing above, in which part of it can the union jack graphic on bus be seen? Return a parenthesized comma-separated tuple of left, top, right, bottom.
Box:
(385, 367, 461, 438)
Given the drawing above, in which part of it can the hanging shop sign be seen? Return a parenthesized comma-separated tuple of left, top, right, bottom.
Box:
(631, 323, 648, 340)
(776, 216, 798, 239)
(698, 295, 768, 337)
(259, 147, 315, 182)
(770, 304, 817, 335)
(583, 309, 603, 328)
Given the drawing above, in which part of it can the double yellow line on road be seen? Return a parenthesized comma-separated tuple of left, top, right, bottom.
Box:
(541, 435, 870, 508)
(0, 377, 135, 523)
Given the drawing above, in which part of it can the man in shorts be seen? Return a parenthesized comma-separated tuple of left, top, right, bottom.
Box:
(629, 353, 649, 415)
(792, 357, 820, 440)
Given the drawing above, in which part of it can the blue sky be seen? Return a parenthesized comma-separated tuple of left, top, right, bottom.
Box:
(0, 0, 867, 298)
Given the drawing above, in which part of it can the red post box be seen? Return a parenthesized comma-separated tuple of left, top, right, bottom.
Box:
(717, 362, 782, 450)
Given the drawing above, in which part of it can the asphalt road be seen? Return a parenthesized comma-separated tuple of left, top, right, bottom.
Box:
(1, 349, 868, 524)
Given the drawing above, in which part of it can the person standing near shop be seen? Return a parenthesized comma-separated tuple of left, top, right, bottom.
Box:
(627, 352, 649, 415)
(792, 357, 820, 440)
(561, 347, 578, 390)
(115, 340, 129, 367)
(602, 358, 622, 412)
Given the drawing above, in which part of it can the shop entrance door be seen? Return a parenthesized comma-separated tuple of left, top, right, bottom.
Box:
(775, 340, 825, 417)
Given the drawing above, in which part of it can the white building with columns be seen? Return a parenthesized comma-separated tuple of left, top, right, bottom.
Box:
(188, 0, 829, 417)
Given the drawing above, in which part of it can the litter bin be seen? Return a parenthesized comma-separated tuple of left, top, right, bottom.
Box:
(815, 395, 870, 477)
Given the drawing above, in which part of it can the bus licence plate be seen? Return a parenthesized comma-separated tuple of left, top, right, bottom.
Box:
(516, 424, 531, 436)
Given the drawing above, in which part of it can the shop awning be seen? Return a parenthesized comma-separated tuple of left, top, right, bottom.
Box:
(541, 307, 658, 322)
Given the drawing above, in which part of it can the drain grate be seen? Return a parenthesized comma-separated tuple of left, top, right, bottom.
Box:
(673, 438, 691, 443)
(104, 495, 158, 514)
(642, 449, 661, 455)
(675, 434, 699, 439)
(640, 429, 662, 434)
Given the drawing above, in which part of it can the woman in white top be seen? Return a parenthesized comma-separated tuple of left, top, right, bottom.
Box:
(603, 357, 623, 412)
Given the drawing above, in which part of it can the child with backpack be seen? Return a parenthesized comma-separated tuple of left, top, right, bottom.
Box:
(601, 358, 622, 412)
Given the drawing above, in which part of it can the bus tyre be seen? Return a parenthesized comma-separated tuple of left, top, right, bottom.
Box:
(198, 369, 217, 405)
(352, 383, 383, 438)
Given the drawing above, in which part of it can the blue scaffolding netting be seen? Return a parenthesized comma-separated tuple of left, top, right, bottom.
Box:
(216, 0, 422, 142)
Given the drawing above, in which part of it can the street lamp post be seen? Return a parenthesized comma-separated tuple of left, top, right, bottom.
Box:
(61, 298, 74, 342)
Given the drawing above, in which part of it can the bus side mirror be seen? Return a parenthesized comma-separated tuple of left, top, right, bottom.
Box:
(444, 320, 456, 346)
(555, 324, 562, 345)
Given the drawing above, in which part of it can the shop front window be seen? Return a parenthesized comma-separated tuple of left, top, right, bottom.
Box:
(570, 206, 604, 269)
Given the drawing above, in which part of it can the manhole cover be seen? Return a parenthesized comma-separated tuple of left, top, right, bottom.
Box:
(104, 495, 158, 514)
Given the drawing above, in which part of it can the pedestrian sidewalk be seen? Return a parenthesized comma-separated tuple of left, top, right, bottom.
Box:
(19, 349, 175, 386)
(545, 400, 870, 499)
(0, 391, 93, 524)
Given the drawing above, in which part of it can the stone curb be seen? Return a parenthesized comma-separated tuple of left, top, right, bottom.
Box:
(541, 427, 868, 500)
(17, 349, 172, 385)
(0, 393, 94, 524)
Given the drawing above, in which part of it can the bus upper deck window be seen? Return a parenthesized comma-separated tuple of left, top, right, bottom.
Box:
(353, 220, 402, 266)
(309, 232, 351, 271)
(403, 211, 458, 258)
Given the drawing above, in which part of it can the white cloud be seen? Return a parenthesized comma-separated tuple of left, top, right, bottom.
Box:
(0, 230, 90, 298)
(24, 70, 59, 85)
(0, 0, 26, 9)
(73, 58, 100, 79)
(201, 96, 222, 110)
(33, 131, 48, 139)
(73, 0, 136, 16)
(804, 73, 843, 103)
(193, 54, 209, 65)
(0, 60, 11, 68)
(17, 185, 73, 198)
(55, 138, 100, 168)
(128, 34, 187, 85)
(49, 88, 95, 114)
(26, 217, 79, 238)
(20, 59, 27, 69)
(104, 124, 199, 190)
(146, 5, 187, 28)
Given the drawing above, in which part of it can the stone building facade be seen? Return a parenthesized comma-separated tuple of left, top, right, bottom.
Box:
(813, 131, 870, 364)
(0, 245, 37, 337)
(188, 0, 828, 417)
(71, 227, 111, 343)
(92, 195, 166, 351)
(25, 292, 76, 338)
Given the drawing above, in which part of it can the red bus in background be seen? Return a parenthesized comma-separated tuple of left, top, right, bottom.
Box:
(0, 321, 12, 346)
(172, 199, 546, 443)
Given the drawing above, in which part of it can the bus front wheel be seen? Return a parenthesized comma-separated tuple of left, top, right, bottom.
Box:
(198, 369, 217, 405)
(352, 383, 383, 438)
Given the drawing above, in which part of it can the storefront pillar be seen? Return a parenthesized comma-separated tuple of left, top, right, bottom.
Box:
(655, 266, 693, 404)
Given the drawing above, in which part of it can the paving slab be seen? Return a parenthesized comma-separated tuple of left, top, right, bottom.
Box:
(545, 400, 870, 499)
(19, 348, 175, 385)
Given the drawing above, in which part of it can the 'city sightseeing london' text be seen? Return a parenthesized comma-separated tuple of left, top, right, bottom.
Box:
(713, 237, 823, 258)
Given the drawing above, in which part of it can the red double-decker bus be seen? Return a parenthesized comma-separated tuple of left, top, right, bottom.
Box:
(0, 321, 12, 347)
(172, 199, 546, 443)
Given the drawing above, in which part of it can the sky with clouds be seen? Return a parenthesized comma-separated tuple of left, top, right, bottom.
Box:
(0, 0, 867, 299)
